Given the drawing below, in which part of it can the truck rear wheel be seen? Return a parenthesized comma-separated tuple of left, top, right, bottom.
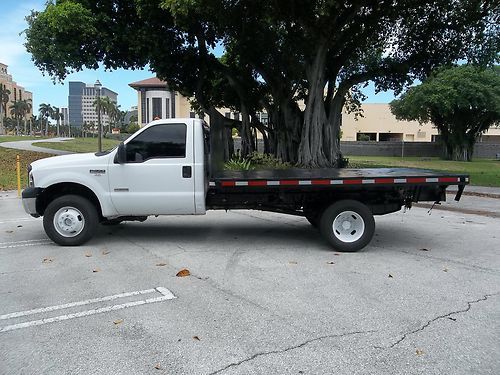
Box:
(320, 200, 375, 252)
(43, 195, 98, 246)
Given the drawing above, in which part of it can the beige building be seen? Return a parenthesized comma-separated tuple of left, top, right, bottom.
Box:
(341, 103, 437, 142)
(341, 103, 500, 143)
(130, 77, 500, 143)
(0, 62, 33, 120)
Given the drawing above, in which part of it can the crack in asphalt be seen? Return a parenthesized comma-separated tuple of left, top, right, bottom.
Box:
(208, 329, 376, 375)
(381, 292, 499, 349)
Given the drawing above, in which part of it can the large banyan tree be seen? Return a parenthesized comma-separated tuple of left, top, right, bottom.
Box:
(25, 0, 499, 167)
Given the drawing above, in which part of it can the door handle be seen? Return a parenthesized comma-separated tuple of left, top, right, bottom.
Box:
(182, 166, 192, 178)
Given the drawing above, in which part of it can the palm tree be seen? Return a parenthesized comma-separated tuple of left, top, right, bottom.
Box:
(0, 84, 11, 135)
(93, 97, 116, 133)
(20, 99, 32, 134)
(51, 106, 63, 136)
(39, 103, 53, 136)
(9, 101, 24, 135)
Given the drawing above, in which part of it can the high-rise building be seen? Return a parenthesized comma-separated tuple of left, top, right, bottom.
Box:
(0, 62, 33, 120)
(68, 81, 118, 127)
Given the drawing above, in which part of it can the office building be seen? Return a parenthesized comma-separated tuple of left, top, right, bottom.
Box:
(68, 81, 118, 127)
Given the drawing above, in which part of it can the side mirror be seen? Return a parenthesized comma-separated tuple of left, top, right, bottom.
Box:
(115, 142, 127, 164)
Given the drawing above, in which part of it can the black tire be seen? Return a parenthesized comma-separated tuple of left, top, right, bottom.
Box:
(43, 195, 98, 246)
(305, 214, 319, 228)
(319, 200, 375, 252)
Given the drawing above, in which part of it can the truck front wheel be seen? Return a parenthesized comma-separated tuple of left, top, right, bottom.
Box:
(43, 195, 98, 246)
(320, 200, 375, 252)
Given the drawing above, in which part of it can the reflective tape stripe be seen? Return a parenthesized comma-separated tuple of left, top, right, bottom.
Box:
(212, 175, 466, 187)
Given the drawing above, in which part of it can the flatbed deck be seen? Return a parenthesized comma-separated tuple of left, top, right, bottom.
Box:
(210, 168, 469, 189)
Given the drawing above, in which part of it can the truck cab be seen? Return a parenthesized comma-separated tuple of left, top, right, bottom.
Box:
(23, 119, 209, 245)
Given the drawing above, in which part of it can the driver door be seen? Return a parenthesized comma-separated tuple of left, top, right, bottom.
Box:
(108, 122, 195, 215)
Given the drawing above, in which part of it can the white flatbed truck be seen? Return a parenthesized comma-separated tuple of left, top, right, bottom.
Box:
(22, 119, 468, 251)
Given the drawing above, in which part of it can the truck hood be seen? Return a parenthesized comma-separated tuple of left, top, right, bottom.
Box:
(31, 152, 110, 169)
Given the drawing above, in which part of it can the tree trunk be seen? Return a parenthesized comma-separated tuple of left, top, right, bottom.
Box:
(57, 118, 60, 137)
(298, 43, 330, 168)
(239, 103, 255, 157)
(0, 105, 4, 135)
(45, 117, 49, 136)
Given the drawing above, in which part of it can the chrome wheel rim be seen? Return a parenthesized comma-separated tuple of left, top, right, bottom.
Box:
(332, 211, 365, 243)
(53, 206, 85, 238)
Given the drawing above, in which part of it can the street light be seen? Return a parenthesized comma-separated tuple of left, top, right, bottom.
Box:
(94, 79, 103, 152)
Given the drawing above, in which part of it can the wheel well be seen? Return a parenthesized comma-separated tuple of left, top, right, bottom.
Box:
(37, 183, 103, 219)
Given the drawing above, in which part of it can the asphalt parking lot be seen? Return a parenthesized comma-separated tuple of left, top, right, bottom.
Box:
(0, 192, 499, 375)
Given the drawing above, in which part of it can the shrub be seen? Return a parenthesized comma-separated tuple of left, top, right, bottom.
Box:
(224, 156, 253, 170)
(248, 152, 291, 169)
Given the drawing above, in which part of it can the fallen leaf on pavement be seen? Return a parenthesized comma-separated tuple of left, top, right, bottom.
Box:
(448, 317, 457, 321)
(5, 230, 13, 233)
(416, 349, 424, 356)
(334, 253, 341, 256)
(85, 253, 92, 257)
(101, 250, 110, 255)
(156, 262, 167, 267)
(419, 248, 430, 251)
(176, 269, 190, 277)
(42, 258, 53, 264)
(443, 268, 448, 272)
(93, 268, 100, 273)
(154, 364, 161, 370)
(326, 261, 335, 265)
(17, 225, 23, 228)
(113, 319, 123, 325)
(388, 274, 393, 278)
(193, 336, 200, 341)
(288, 261, 298, 264)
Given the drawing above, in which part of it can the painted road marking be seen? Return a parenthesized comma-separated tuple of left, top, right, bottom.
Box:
(0, 239, 52, 249)
(0, 218, 38, 224)
(0, 287, 176, 333)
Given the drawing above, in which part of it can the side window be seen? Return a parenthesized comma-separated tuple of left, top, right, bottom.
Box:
(126, 124, 187, 162)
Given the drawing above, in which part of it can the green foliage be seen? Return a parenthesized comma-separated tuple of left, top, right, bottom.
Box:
(390, 65, 500, 161)
(224, 156, 253, 171)
(24, 1, 499, 167)
(126, 122, 140, 134)
(248, 152, 292, 169)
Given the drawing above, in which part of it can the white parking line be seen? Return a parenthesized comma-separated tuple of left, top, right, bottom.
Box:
(0, 239, 52, 249)
(0, 287, 176, 333)
(0, 218, 38, 224)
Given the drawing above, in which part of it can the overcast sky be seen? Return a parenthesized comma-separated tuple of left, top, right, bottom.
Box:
(0, 0, 395, 114)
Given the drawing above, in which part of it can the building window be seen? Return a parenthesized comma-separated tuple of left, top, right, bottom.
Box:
(152, 97, 162, 119)
(189, 111, 196, 118)
(233, 112, 240, 121)
(225, 112, 231, 118)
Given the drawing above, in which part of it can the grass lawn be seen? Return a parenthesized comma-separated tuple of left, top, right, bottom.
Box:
(36, 137, 121, 153)
(0, 148, 54, 191)
(348, 155, 500, 187)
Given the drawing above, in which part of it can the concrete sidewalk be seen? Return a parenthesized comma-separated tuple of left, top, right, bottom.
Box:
(0, 138, 74, 155)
